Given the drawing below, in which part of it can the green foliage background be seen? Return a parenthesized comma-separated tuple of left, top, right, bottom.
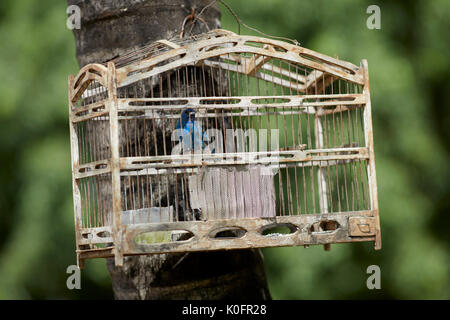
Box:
(0, 0, 448, 299)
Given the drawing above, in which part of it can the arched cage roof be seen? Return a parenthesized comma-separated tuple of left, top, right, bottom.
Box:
(70, 29, 365, 104)
(113, 29, 364, 88)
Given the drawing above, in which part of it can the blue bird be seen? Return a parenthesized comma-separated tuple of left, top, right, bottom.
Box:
(175, 108, 209, 153)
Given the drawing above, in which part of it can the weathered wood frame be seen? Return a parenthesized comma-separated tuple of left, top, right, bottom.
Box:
(68, 30, 381, 267)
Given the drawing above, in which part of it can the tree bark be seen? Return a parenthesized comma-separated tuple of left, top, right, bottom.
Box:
(68, 0, 271, 300)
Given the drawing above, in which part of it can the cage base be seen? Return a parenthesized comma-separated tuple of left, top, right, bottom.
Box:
(76, 211, 378, 267)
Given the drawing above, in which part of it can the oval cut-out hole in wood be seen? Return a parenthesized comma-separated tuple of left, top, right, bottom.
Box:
(92, 105, 105, 112)
(251, 98, 290, 104)
(81, 233, 93, 239)
(200, 98, 241, 105)
(78, 167, 91, 173)
(118, 111, 145, 117)
(129, 99, 189, 106)
(310, 220, 340, 233)
(135, 230, 194, 244)
(244, 41, 263, 48)
(73, 72, 86, 89)
(205, 45, 220, 52)
(209, 227, 246, 239)
(75, 110, 89, 116)
(95, 163, 108, 170)
(88, 69, 102, 77)
(96, 231, 111, 238)
(260, 223, 297, 237)
(320, 220, 340, 231)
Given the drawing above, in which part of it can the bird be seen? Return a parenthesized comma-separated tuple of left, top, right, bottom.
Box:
(175, 108, 209, 153)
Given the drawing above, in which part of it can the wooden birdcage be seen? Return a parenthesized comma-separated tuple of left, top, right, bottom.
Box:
(68, 29, 381, 268)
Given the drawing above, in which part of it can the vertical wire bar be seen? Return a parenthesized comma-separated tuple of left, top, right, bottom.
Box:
(323, 80, 333, 213)
(235, 59, 246, 217)
(133, 85, 142, 213)
(350, 84, 362, 210)
(120, 92, 128, 213)
(89, 92, 97, 227)
(300, 67, 308, 214)
(191, 65, 199, 220)
(200, 64, 209, 220)
(167, 71, 178, 222)
(305, 72, 316, 213)
(280, 60, 294, 216)
(158, 75, 164, 220)
(123, 87, 133, 212)
(255, 56, 266, 217)
(349, 110, 361, 210)
(174, 69, 182, 219)
(82, 122, 91, 228)
(322, 74, 334, 213)
(320, 76, 330, 213)
(253, 54, 268, 219)
(177, 69, 187, 221)
(245, 53, 255, 218)
(359, 106, 370, 209)
(270, 59, 285, 216)
(288, 62, 300, 215)
(138, 83, 145, 211)
(344, 81, 356, 210)
(353, 99, 364, 210)
(183, 66, 191, 219)
(151, 76, 163, 221)
(338, 80, 350, 211)
(315, 113, 327, 214)
(226, 54, 239, 219)
(161, 75, 171, 219)
(217, 56, 230, 220)
(331, 82, 342, 213)
(92, 83, 101, 226)
(78, 118, 86, 228)
(314, 72, 327, 214)
(99, 83, 107, 227)
(142, 77, 151, 220)
(211, 63, 224, 219)
(192, 65, 202, 220)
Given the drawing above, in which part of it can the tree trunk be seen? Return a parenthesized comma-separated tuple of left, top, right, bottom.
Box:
(68, 0, 271, 300)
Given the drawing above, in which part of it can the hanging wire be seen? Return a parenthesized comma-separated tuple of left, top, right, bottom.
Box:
(188, 0, 301, 46)
(180, 7, 211, 39)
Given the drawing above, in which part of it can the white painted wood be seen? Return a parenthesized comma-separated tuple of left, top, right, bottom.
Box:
(107, 62, 124, 266)
(361, 59, 381, 250)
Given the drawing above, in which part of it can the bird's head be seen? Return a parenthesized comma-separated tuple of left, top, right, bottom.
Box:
(181, 108, 196, 126)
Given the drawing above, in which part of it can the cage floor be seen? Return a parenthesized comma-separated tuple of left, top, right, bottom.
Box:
(77, 211, 377, 266)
